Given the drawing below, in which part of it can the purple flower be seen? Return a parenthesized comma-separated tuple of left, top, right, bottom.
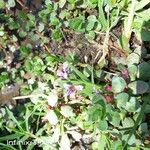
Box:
(57, 62, 69, 79)
(64, 84, 83, 98)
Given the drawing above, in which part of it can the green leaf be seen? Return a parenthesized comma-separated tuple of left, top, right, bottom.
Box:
(0, 143, 17, 150)
(137, 62, 150, 80)
(134, 46, 147, 58)
(125, 97, 140, 112)
(60, 105, 75, 117)
(128, 64, 138, 81)
(0, 133, 22, 142)
(141, 20, 150, 41)
(98, 0, 108, 30)
(88, 106, 102, 122)
(86, 15, 97, 31)
(138, 123, 148, 134)
(128, 80, 149, 95)
(59, 0, 66, 8)
(51, 29, 62, 41)
(6, 108, 23, 131)
(115, 92, 129, 108)
(45, 0, 52, 5)
(112, 76, 127, 93)
(0, 0, 5, 8)
(7, 0, 15, 8)
(89, 0, 98, 4)
(20, 45, 31, 56)
(98, 120, 108, 131)
(122, 117, 134, 128)
(135, 0, 150, 11)
(127, 134, 136, 145)
(69, 64, 89, 81)
(69, 16, 85, 31)
(127, 53, 140, 65)
(0, 72, 9, 84)
(19, 30, 27, 38)
(123, 94, 150, 148)
(50, 15, 60, 26)
(85, 31, 96, 40)
(111, 112, 120, 127)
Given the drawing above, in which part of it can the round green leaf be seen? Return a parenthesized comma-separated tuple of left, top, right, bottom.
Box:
(127, 53, 140, 65)
(115, 92, 129, 108)
(128, 80, 149, 95)
(112, 76, 127, 93)
(128, 64, 138, 81)
(125, 97, 140, 112)
(7, 0, 15, 8)
(137, 62, 150, 80)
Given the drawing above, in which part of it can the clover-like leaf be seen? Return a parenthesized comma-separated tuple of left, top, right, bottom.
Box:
(86, 15, 97, 31)
(7, 0, 15, 8)
(128, 64, 138, 81)
(51, 29, 62, 41)
(125, 97, 140, 112)
(98, 120, 108, 131)
(115, 92, 129, 108)
(112, 76, 127, 93)
(137, 62, 150, 80)
(128, 80, 149, 95)
(122, 117, 134, 128)
(127, 53, 140, 65)
(69, 16, 85, 31)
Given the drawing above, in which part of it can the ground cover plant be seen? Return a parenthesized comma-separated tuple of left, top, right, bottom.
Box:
(0, 0, 150, 149)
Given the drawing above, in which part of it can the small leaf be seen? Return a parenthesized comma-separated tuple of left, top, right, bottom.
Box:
(111, 112, 120, 127)
(138, 123, 148, 133)
(135, 0, 150, 11)
(98, 120, 108, 131)
(47, 92, 58, 107)
(115, 92, 129, 108)
(60, 134, 71, 150)
(7, 0, 15, 7)
(127, 53, 140, 65)
(137, 62, 150, 80)
(60, 106, 75, 117)
(85, 31, 95, 40)
(128, 64, 138, 81)
(43, 110, 58, 125)
(125, 97, 140, 112)
(122, 117, 134, 128)
(112, 76, 127, 93)
(59, 0, 66, 8)
(51, 29, 62, 41)
(86, 15, 97, 31)
(38, 22, 45, 32)
(141, 20, 150, 41)
(128, 80, 149, 95)
(69, 16, 85, 31)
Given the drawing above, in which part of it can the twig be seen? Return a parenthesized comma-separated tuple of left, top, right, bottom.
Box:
(13, 94, 47, 100)
(16, 0, 28, 9)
